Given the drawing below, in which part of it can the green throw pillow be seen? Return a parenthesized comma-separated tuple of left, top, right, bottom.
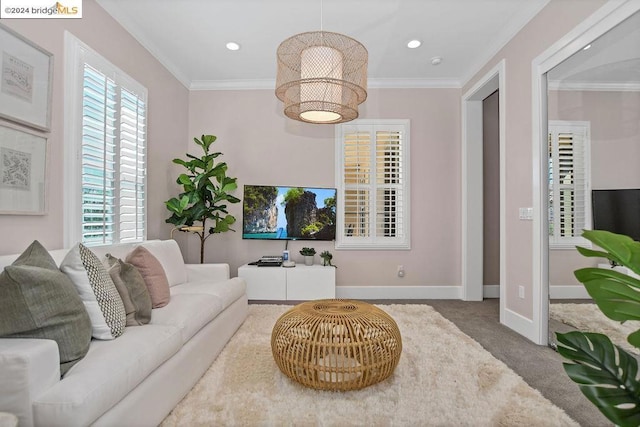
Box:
(0, 240, 92, 376)
(104, 254, 152, 326)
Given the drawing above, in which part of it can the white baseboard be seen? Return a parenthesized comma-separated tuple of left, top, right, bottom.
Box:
(483, 285, 500, 298)
(335, 285, 501, 300)
(336, 286, 462, 300)
(549, 285, 590, 299)
(503, 307, 539, 343)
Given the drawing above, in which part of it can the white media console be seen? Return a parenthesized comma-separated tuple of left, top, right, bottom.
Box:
(238, 263, 336, 300)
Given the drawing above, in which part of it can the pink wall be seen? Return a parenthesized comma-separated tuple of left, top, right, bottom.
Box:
(462, 0, 606, 317)
(0, 0, 189, 255)
(187, 88, 462, 287)
(548, 89, 640, 286)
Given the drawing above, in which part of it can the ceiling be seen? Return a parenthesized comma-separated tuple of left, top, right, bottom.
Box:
(96, 0, 550, 90)
(547, 9, 640, 89)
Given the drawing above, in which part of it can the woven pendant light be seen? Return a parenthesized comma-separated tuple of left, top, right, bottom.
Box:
(276, 31, 368, 124)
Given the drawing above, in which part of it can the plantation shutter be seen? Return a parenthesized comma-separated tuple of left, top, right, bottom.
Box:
(548, 121, 590, 247)
(81, 65, 117, 245)
(80, 62, 147, 246)
(337, 120, 410, 249)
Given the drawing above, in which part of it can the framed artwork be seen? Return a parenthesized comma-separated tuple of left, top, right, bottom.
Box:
(0, 122, 47, 215)
(0, 24, 53, 131)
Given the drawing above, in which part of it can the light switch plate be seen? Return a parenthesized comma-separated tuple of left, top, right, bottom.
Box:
(519, 207, 533, 220)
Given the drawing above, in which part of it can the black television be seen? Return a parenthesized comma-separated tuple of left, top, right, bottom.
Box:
(592, 189, 640, 241)
(242, 185, 336, 241)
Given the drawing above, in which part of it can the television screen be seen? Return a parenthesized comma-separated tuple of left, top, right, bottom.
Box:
(592, 189, 640, 241)
(242, 185, 336, 240)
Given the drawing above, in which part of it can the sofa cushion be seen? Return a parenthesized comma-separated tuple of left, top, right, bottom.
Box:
(151, 293, 223, 343)
(104, 254, 152, 326)
(60, 244, 126, 340)
(139, 240, 187, 286)
(33, 324, 182, 427)
(125, 246, 170, 308)
(170, 277, 246, 310)
(0, 240, 92, 376)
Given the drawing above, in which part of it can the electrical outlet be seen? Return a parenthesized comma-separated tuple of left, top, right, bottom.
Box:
(397, 265, 405, 278)
(518, 286, 525, 299)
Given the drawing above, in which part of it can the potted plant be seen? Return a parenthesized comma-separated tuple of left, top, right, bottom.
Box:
(165, 134, 240, 263)
(300, 247, 316, 266)
(320, 250, 335, 267)
(556, 230, 640, 425)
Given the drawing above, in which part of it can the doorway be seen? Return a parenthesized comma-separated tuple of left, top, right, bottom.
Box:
(461, 60, 506, 325)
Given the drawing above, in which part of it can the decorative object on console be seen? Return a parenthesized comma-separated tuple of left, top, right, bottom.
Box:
(59, 243, 126, 340)
(0, 240, 92, 376)
(104, 253, 152, 326)
(274, 1, 367, 124)
(125, 246, 170, 308)
(319, 250, 335, 267)
(556, 230, 640, 426)
(300, 247, 316, 266)
(165, 134, 240, 263)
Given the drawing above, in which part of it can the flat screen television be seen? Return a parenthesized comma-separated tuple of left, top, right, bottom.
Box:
(592, 189, 640, 241)
(242, 185, 336, 241)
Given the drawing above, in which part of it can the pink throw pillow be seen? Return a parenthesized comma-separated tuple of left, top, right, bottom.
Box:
(125, 246, 170, 308)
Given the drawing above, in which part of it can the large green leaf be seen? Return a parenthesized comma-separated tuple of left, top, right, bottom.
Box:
(556, 331, 640, 426)
(580, 230, 640, 276)
(575, 267, 640, 323)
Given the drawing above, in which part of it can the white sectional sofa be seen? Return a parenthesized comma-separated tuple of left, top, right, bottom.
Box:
(0, 239, 248, 427)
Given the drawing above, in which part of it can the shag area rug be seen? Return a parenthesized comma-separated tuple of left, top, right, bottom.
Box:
(162, 304, 576, 426)
(550, 302, 640, 355)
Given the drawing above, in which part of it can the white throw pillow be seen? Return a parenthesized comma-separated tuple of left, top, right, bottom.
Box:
(60, 243, 126, 340)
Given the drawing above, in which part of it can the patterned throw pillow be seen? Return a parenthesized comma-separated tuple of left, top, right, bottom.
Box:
(125, 246, 171, 308)
(104, 253, 152, 326)
(0, 240, 92, 376)
(60, 244, 126, 340)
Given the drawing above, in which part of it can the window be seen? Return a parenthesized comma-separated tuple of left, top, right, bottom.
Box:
(335, 120, 410, 249)
(548, 121, 591, 248)
(64, 33, 147, 247)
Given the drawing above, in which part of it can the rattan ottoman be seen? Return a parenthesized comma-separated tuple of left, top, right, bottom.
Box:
(271, 299, 402, 391)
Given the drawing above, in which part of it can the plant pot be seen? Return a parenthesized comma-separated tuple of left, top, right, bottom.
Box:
(304, 256, 314, 266)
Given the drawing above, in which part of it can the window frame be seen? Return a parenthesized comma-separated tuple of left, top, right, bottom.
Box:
(335, 119, 410, 250)
(548, 120, 591, 249)
(64, 32, 147, 247)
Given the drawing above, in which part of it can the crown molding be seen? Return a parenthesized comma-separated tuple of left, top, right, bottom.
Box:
(189, 77, 462, 91)
(461, 0, 551, 87)
(97, 0, 191, 89)
(548, 80, 640, 91)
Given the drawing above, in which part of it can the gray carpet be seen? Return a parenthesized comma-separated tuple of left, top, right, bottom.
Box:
(426, 299, 610, 427)
(254, 299, 611, 427)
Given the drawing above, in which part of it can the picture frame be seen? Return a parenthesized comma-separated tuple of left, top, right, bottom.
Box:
(0, 122, 47, 215)
(0, 24, 53, 132)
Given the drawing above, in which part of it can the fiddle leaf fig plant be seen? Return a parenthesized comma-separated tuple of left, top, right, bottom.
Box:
(556, 230, 640, 426)
(165, 134, 240, 263)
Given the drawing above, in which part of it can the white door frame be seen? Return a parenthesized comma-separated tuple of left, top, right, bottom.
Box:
(461, 60, 506, 324)
(531, 0, 640, 345)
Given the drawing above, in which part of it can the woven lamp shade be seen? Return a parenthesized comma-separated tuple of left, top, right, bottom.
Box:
(275, 31, 368, 124)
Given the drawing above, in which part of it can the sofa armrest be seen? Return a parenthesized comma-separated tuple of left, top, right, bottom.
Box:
(0, 339, 60, 427)
(184, 263, 230, 283)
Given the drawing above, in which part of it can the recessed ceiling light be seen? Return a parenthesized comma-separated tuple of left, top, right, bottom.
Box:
(226, 42, 240, 51)
(407, 40, 421, 49)
(582, 44, 592, 50)
(431, 56, 442, 66)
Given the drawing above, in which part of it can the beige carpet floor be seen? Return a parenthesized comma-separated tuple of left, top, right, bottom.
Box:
(550, 302, 640, 355)
(162, 304, 577, 426)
